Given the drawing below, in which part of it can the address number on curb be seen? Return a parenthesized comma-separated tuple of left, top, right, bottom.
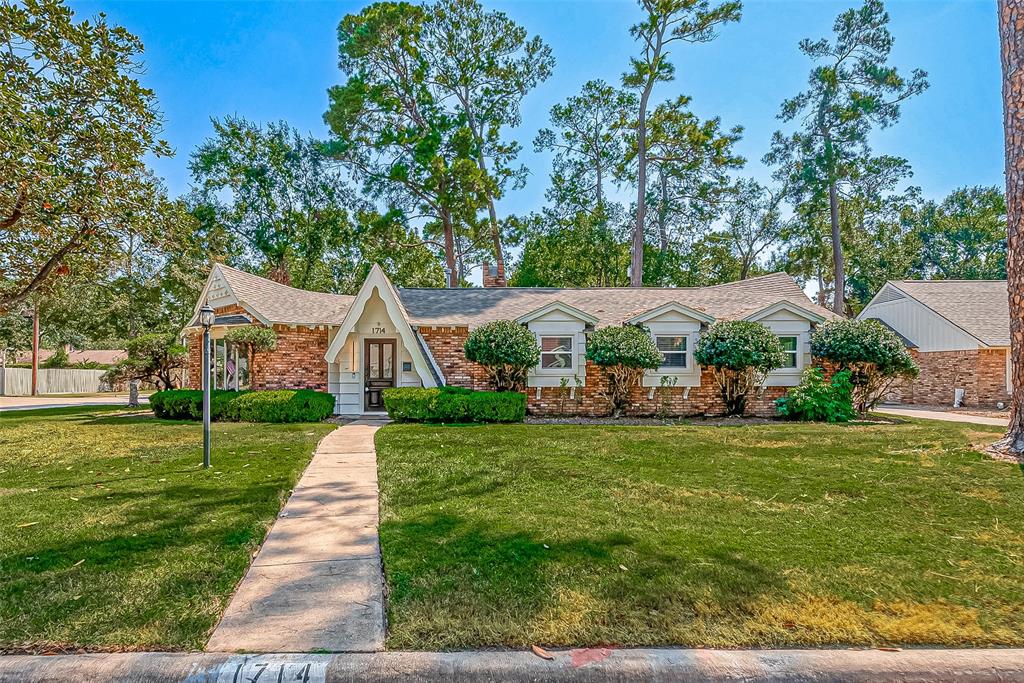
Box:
(217, 660, 327, 683)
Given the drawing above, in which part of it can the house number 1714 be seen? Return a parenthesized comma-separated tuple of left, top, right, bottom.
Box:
(371, 326, 386, 334)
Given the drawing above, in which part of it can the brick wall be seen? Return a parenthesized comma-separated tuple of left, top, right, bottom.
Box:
(183, 304, 328, 392)
(418, 326, 788, 417)
(888, 348, 1009, 407)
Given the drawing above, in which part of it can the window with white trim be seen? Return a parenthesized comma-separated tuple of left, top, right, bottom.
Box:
(539, 336, 574, 369)
(778, 335, 799, 369)
(655, 335, 687, 369)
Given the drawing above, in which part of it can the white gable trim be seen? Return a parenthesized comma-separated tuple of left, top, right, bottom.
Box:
(516, 301, 599, 326)
(186, 264, 272, 327)
(628, 301, 715, 325)
(743, 301, 826, 325)
(323, 265, 438, 388)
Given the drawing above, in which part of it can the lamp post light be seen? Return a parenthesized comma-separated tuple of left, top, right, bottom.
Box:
(199, 304, 215, 469)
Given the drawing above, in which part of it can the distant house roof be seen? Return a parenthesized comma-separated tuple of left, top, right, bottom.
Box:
(885, 280, 1009, 347)
(192, 266, 835, 330)
(14, 349, 125, 365)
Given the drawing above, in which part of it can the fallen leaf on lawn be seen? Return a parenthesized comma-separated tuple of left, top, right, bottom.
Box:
(124, 468, 130, 472)
(72, 595, 82, 600)
(17, 522, 39, 528)
(71, 559, 84, 568)
(619, 564, 628, 571)
(69, 497, 79, 501)
(543, 544, 550, 549)
(531, 645, 554, 660)
(878, 647, 902, 652)
(159, 479, 167, 482)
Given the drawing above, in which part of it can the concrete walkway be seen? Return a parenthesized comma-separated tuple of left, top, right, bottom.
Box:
(0, 394, 148, 412)
(4, 648, 1024, 682)
(207, 420, 386, 653)
(876, 405, 1008, 427)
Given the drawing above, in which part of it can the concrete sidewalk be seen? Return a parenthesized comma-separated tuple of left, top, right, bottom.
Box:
(206, 420, 386, 653)
(875, 405, 1008, 427)
(3, 648, 1024, 682)
(0, 394, 148, 412)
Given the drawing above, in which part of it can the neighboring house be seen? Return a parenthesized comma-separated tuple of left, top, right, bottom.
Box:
(13, 349, 125, 366)
(858, 280, 1011, 408)
(184, 264, 836, 417)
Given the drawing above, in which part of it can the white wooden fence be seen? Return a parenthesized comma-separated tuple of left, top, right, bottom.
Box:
(0, 368, 109, 395)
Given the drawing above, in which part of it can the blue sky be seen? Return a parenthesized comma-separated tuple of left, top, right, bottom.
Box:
(71, 0, 1003, 216)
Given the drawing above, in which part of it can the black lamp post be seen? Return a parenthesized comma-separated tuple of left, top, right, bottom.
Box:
(199, 304, 214, 469)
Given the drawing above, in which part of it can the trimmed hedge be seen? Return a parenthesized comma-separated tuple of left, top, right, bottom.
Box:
(382, 386, 526, 423)
(149, 389, 335, 423)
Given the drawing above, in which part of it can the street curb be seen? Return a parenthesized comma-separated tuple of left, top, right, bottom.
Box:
(2, 648, 1024, 682)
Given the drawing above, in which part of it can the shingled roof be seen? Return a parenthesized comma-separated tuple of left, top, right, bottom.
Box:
(199, 266, 833, 328)
(886, 280, 1010, 347)
(214, 264, 356, 326)
(397, 272, 833, 327)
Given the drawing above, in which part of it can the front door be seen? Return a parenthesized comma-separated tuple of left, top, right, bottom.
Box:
(364, 338, 395, 411)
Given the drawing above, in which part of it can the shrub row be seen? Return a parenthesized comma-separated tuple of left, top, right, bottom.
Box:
(149, 389, 335, 423)
(382, 386, 526, 423)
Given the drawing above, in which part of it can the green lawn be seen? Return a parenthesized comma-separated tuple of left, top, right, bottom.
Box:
(0, 406, 333, 652)
(376, 419, 1024, 650)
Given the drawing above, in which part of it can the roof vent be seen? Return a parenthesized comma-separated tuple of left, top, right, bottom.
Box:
(875, 286, 905, 305)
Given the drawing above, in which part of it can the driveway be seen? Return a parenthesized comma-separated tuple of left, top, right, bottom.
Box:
(876, 404, 1008, 427)
(0, 394, 148, 412)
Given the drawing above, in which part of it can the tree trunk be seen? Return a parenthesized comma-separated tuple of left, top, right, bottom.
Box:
(658, 169, 670, 253)
(128, 381, 140, 407)
(631, 90, 650, 288)
(995, 0, 1024, 453)
(828, 181, 845, 316)
(268, 257, 291, 285)
(441, 209, 458, 288)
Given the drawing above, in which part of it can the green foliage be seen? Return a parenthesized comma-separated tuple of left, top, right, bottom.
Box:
(190, 117, 355, 288)
(585, 325, 662, 369)
(510, 209, 630, 287)
(695, 321, 786, 373)
(695, 321, 786, 416)
(382, 386, 526, 423)
(765, 0, 928, 313)
(585, 325, 662, 417)
(102, 333, 186, 390)
(534, 80, 636, 214)
(463, 320, 540, 391)
(1, 0, 172, 309)
(776, 368, 855, 423)
(325, 1, 489, 285)
(40, 347, 69, 369)
(223, 326, 278, 352)
(810, 318, 919, 413)
(915, 186, 1007, 280)
(149, 389, 335, 423)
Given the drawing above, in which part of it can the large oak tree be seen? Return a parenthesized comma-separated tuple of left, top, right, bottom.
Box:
(1, 0, 171, 310)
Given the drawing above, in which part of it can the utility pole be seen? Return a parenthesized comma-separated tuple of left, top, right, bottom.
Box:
(31, 304, 39, 396)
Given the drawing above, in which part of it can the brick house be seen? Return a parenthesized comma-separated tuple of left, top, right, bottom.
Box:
(184, 263, 837, 417)
(858, 280, 1011, 408)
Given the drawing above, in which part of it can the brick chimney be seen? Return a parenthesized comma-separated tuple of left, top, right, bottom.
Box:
(482, 260, 507, 288)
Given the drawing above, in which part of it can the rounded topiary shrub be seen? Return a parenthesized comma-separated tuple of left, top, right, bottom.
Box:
(695, 320, 787, 416)
(463, 320, 540, 392)
(585, 325, 662, 417)
(810, 318, 918, 413)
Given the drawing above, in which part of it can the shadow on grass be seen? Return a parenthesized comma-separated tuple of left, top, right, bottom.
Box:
(381, 511, 786, 647)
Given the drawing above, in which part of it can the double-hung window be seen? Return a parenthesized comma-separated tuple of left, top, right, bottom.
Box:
(539, 336, 574, 370)
(778, 336, 799, 369)
(655, 335, 688, 369)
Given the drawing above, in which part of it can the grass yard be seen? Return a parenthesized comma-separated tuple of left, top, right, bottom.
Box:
(0, 406, 333, 652)
(376, 419, 1024, 650)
